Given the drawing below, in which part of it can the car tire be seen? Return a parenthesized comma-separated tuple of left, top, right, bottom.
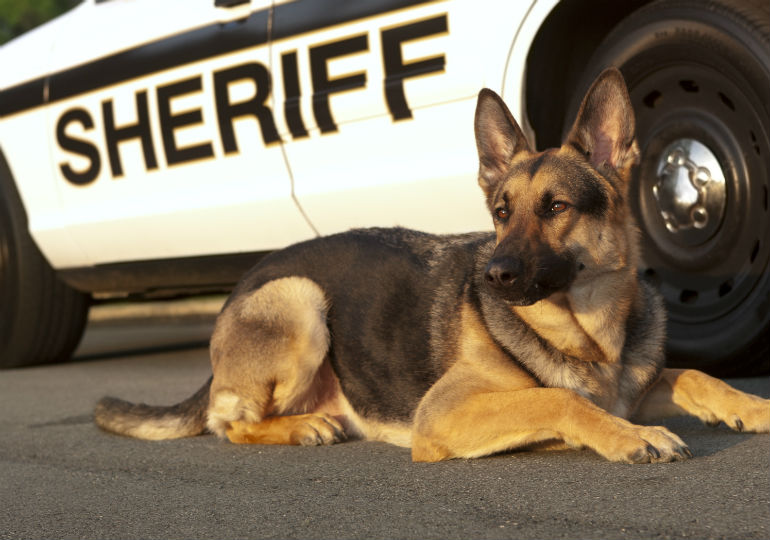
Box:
(1, 155, 90, 369)
(569, 0, 770, 376)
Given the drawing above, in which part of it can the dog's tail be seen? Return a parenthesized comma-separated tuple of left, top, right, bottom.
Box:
(94, 377, 212, 440)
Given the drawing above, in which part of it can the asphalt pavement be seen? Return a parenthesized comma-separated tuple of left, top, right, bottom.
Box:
(0, 310, 768, 540)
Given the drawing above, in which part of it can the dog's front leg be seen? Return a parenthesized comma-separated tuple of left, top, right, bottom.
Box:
(632, 368, 770, 432)
(411, 374, 691, 463)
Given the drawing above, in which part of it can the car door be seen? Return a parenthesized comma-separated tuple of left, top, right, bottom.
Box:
(44, 0, 313, 267)
(269, 0, 528, 236)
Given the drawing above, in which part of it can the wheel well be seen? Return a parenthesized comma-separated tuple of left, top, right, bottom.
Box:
(525, 0, 653, 149)
(0, 146, 29, 226)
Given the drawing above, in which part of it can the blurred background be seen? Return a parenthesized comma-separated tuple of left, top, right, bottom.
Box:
(0, 0, 79, 44)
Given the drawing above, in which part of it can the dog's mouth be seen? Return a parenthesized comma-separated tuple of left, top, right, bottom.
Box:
(483, 254, 577, 304)
(485, 280, 562, 306)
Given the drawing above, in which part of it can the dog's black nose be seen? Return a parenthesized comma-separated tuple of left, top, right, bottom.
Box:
(484, 257, 523, 288)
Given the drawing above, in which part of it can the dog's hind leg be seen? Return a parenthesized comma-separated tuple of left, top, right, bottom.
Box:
(206, 277, 346, 445)
(226, 414, 345, 445)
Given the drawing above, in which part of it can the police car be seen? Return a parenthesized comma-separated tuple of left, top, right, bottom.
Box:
(1, 0, 768, 374)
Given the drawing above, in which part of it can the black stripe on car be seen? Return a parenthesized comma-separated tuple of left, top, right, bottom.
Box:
(0, 0, 439, 117)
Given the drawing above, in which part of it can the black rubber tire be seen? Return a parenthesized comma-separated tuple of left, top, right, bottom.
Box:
(570, 0, 770, 376)
(1, 153, 90, 369)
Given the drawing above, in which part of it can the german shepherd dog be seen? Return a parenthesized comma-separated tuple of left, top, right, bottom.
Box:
(95, 69, 769, 463)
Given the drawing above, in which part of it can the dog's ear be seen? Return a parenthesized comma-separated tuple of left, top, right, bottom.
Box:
(474, 89, 530, 196)
(566, 68, 639, 172)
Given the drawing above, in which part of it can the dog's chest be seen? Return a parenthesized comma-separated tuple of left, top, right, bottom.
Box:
(479, 293, 642, 416)
(538, 359, 628, 414)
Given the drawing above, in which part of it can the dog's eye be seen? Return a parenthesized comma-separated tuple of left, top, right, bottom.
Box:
(495, 208, 510, 221)
(549, 201, 569, 214)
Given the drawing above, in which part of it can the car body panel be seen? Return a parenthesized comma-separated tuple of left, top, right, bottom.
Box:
(0, 0, 558, 274)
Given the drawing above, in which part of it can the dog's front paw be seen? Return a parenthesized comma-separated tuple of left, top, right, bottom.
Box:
(688, 388, 770, 433)
(669, 370, 769, 433)
(714, 395, 770, 433)
(597, 424, 692, 464)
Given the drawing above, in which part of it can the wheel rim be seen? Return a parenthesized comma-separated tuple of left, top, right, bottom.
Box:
(651, 138, 726, 242)
(629, 62, 770, 339)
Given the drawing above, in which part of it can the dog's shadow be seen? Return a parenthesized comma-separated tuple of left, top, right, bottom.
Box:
(656, 416, 759, 458)
(30, 412, 759, 459)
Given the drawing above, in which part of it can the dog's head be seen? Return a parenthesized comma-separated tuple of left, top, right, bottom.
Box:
(474, 68, 640, 305)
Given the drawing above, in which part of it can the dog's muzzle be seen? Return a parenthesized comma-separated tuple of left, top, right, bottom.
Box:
(484, 252, 576, 305)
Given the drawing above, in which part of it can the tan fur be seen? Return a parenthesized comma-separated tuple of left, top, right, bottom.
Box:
(414, 385, 692, 463)
(514, 267, 638, 366)
(206, 276, 414, 448)
(116, 416, 198, 441)
(207, 277, 333, 437)
(93, 69, 769, 465)
(226, 414, 344, 445)
(513, 297, 607, 364)
(411, 300, 693, 463)
(634, 369, 770, 432)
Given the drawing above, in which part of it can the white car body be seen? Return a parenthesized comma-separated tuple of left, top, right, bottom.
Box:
(0, 0, 557, 272)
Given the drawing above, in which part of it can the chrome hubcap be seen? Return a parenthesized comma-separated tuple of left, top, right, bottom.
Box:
(652, 139, 726, 245)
